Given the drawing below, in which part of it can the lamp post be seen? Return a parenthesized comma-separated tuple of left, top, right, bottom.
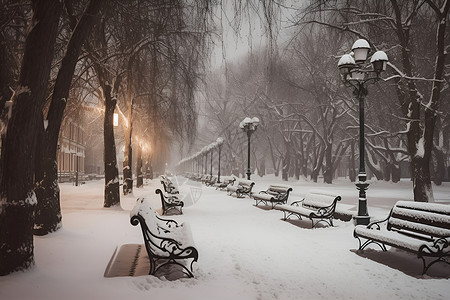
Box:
(240, 117, 259, 180)
(337, 39, 388, 226)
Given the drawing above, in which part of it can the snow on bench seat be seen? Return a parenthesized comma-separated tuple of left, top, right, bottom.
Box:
(226, 179, 255, 198)
(275, 191, 342, 228)
(130, 197, 198, 277)
(253, 185, 293, 209)
(353, 200, 450, 275)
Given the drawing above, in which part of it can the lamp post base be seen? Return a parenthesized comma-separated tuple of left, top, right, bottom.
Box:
(246, 169, 251, 180)
(353, 215, 370, 226)
(354, 179, 370, 226)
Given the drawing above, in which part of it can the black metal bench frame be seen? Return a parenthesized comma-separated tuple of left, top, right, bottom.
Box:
(130, 198, 198, 278)
(227, 179, 255, 198)
(214, 176, 236, 190)
(160, 175, 179, 194)
(253, 185, 293, 209)
(276, 193, 341, 228)
(156, 188, 184, 215)
(204, 175, 217, 186)
(353, 201, 450, 275)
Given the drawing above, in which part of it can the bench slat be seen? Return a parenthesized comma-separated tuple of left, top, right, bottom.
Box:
(354, 226, 433, 253)
(391, 206, 450, 230)
(388, 217, 450, 238)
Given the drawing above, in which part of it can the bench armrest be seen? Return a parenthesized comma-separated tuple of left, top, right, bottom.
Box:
(366, 214, 390, 230)
(290, 198, 305, 206)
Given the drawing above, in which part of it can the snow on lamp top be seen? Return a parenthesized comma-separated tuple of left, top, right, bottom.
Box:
(338, 54, 356, 75)
(240, 117, 259, 131)
(351, 39, 370, 63)
(370, 50, 388, 73)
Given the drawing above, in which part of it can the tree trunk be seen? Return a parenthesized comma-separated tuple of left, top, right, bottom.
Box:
(391, 163, 400, 183)
(123, 60, 133, 194)
(103, 84, 120, 207)
(281, 146, 291, 181)
(0, 0, 61, 275)
(34, 0, 103, 236)
(34, 117, 62, 236)
(122, 129, 133, 194)
(323, 142, 333, 184)
(294, 153, 300, 180)
(136, 143, 143, 188)
(267, 136, 279, 176)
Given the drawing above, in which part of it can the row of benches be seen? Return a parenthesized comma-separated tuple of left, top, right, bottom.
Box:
(222, 178, 450, 274)
(159, 175, 184, 215)
(130, 174, 450, 278)
(225, 178, 345, 228)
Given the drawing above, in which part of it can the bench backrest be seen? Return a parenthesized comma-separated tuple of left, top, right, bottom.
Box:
(267, 185, 292, 202)
(130, 197, 180, 256)
(268, 185, 292, 194)
(387, 201, 450, 240)
(303, 192, 340, 208)
(131, 197, 160, 237)
(219, 176, 236, 184)
(238, 179, 255, 187)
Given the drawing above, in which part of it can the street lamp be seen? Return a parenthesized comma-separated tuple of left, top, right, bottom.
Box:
(240, 117, 259, 180)
(337, 39, 388, 226)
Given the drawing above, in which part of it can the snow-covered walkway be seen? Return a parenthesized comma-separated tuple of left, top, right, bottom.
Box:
(1, 176, 449, 300)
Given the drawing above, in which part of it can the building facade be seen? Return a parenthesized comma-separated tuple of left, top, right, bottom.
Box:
(57, 120, 85, 181)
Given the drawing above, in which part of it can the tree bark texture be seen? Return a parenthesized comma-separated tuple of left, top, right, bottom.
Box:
(34, 0, 103, 236)
(103, 84, 120, 207)
(0, 0, 61, 275)
(136, 143, 143, 188)
(122, 124, 133, 194)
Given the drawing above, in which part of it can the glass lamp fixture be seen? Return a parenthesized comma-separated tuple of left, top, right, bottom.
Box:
(370, 51, 388, 74)
(351, 39, 371, 63)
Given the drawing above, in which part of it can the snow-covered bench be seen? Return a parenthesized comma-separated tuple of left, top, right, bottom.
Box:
(130, 197, 198, 278)
(226, 179, 255, 198)
(253, 185, 293, 209)
(353, 201, 450, 275)
(160, 175, 179, 194)
(205, 175, 217, 186)
(200, 174, 212, 184)
(214, 176, 236, 190)
(155, 188, 184, 215)
(275, 192, 341, 228)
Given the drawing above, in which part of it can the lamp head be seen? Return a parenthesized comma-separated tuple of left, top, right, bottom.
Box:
(338, 54, 356, 79)
(351, 39, 370, 63)
(370, 51, 388, 74)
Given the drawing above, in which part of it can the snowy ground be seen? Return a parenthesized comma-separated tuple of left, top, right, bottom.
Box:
(1, 175, 449, 300)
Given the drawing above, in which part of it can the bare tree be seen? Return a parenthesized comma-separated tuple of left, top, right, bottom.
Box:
(0, 0, 62, 275)
(299, 0, 450, 201)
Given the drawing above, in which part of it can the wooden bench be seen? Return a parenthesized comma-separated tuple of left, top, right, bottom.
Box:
(353, 201, 450, 275)
(155, 188, 184, 215)
(214, 176, 236, 190)
(275, 192, 341, 228)
(130, 197, 198, 278)
(226, 179, 255, 198)
(160, 175, 179, 194)
(253, 185, 293, 209)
